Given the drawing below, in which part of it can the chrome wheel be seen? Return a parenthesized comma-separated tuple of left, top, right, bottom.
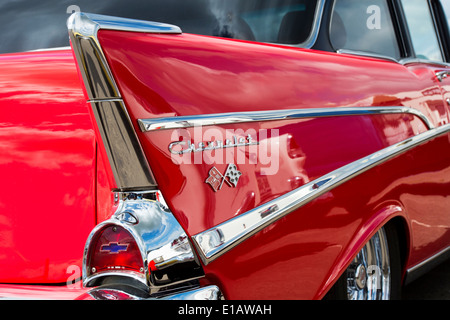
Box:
(346, 227, 391, 300)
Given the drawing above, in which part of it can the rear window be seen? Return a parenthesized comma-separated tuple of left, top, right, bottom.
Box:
(0, 0, 319, 54)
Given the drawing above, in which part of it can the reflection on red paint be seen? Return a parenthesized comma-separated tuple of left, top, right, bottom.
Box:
(0, 50, 97, 283)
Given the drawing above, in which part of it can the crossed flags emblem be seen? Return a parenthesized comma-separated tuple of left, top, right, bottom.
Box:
(205, 163, 242, 192)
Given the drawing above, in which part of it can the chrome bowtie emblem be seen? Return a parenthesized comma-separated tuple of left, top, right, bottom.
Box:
(205, 163, 242, 192)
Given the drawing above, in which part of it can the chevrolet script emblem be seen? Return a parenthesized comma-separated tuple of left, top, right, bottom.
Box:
(205, 163, 242, 192)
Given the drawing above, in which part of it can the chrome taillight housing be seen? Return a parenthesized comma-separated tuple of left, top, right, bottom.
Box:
(83, 192, 204, 293)
(87, 225, 145, 278)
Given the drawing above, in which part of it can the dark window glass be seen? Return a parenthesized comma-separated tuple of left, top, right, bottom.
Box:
(0, 0, 319, 54)
(330, 0, 400, 59)
(401, 0, 443, 62)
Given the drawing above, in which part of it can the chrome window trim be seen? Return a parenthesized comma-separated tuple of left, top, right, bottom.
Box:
(400, 57, 450, 67)
(138, 106, 434, 132)
(295, 0, 326, 49)
(67, 12, 181, 191)
(330, 0, 402, 62)
(335, 45, 450, 67)
(26, 46, 72, 52)
(336, 49, 400, 63)
(192, 123, 450, 264)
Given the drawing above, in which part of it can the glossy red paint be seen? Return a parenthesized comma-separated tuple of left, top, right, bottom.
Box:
(94, 30, 450, 298)
(97, 31, 447, 125)
(98, 30, 442, 228)
(0, 50, 97, 283)
(131, 115, 427, 235)
(0, 284, 90, 300)
(200, 132, 450, 299)
(1, 20, 448, 299)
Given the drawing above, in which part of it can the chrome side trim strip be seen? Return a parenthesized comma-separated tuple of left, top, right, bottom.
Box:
(406, 246, 450, 274)
(192, 124, 450, 264)
(138, 106, 434, 132)
(84, 285, 223, 300)
(67, 12, 178, 191)
(407, 246, 450, 273)
(404, 246, 450, 285)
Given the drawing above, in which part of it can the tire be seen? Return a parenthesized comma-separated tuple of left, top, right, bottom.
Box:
(324, 223, 402, 300)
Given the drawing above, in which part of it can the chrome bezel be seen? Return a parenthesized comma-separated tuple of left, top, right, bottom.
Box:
(85, 284, 222, 300)
(83, 219, 148, 287)
(83, 191, 204, 291)
(67, 12, 182, 191)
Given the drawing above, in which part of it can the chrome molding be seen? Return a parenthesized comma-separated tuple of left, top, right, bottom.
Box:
(26, 46, 72, 52)
(336, 49, 400, 63)
(435, 70, 450, 82)
(157, 285, 223, 300)
(67, 12, 181, 191)
(138, 106, 434, 132)
(407, 246, 450, 273)
(72, 13, 182, 35)
(83, 191, 204, 292)
(67, 12, 181, 100)
(298, 0, 326, 49)
(85, 285, 222, 300)
(192, 123, 450, 264)
(401, 57, 450, 68)
(404, 245, 450, 285)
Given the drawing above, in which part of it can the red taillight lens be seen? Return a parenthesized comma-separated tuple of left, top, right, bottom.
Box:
(88, 225, 144, 276)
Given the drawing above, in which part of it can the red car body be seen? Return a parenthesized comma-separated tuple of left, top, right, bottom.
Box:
(0, 0, 449, 300)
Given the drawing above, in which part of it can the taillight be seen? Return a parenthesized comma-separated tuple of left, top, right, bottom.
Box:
(87, 225, 144, 278)
(83, 194, 205, 291)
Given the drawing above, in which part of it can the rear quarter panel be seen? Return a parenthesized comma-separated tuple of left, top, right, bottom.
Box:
(89, 30, 450, 298)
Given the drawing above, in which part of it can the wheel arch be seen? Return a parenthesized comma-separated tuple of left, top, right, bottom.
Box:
(320, 203, 411, 299)
(386, 215, 410, 284)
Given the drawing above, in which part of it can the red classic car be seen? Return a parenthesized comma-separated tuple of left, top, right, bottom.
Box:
(0, 0, 449, 301)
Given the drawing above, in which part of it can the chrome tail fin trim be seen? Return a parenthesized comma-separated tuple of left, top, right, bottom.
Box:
(67, 12, 180, 191)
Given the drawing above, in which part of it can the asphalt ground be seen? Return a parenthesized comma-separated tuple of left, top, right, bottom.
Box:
(402, 258, 450, 300)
